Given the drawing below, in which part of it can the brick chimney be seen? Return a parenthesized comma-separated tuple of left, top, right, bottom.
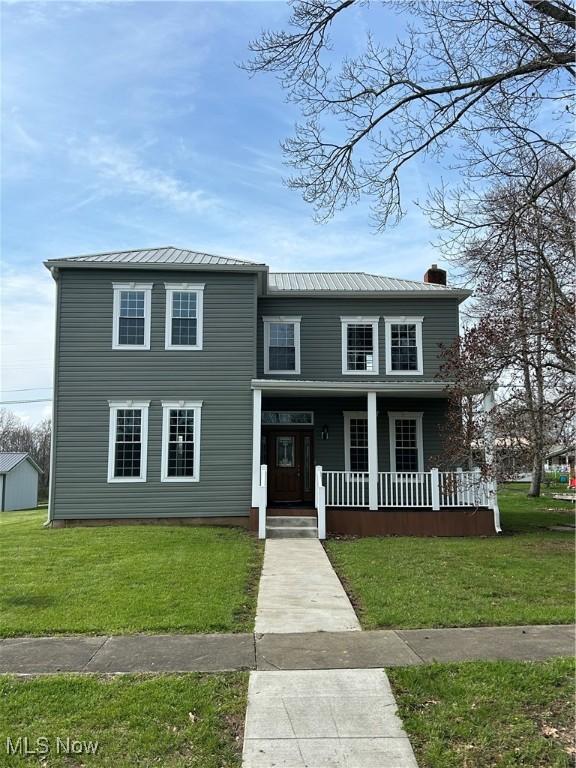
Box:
(424, 263, 447, 286)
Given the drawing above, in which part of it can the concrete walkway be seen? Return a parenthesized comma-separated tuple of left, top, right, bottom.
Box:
(242, 669, 418, 768)
(1, 625, 573, 674)
(255, 540, 361, 634)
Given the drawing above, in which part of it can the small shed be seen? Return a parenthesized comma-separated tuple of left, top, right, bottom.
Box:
(0, 453, 42, 511)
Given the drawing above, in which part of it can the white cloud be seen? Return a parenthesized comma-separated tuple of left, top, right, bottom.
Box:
(70, 136, 219, 214)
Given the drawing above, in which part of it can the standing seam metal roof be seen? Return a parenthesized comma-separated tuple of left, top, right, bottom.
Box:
(48, 247, 265, 267)
(0, 453, 41, 473)
(267, 272, 457, 292)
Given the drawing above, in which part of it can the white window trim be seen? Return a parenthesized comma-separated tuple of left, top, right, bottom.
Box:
(112, 283, 152, 350)
(263, 316, 301, 375)
(165, 283, 205, 351)
(161, 400, 203, 483)
(340, 317, 380, 375)
(388, 411, 424, 473)
(107, 400, 150, 483)
(384, 316, 423, 376)
(343, 411, 368, 472)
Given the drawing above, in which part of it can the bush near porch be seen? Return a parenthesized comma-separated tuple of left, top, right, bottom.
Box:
(0, 510, 262, 637)
(325, 484, 575, 629)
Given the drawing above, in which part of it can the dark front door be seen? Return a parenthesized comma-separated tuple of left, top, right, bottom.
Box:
(265, 429, 314, 504)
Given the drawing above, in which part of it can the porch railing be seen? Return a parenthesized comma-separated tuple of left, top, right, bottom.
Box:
(322, 468, 491, 510)
(323, 470, 370, 507)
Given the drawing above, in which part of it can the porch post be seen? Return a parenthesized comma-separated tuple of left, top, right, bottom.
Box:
(367, 391, 378, 510)
(251, 388, 262, 507)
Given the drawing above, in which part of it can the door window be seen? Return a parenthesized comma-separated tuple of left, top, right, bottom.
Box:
(276, 436, 295, 467)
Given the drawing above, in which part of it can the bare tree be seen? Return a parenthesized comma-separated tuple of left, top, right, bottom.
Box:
(246, 0, 575, 227)
(438, 166, 575, 496)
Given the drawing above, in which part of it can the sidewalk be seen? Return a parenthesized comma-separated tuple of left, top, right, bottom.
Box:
(1, 625, 573, 675)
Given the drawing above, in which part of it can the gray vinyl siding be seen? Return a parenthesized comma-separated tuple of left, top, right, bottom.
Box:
(2, 460, 39, 511)
(258, 297, 460, 380)
(51, 268, 257, 519)
(262, 396, 450, 472)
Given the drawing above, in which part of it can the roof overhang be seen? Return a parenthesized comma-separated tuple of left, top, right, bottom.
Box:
(44, 260, 268, 274)
(263, 289, 471, 303)
(252, 379, 454, 397)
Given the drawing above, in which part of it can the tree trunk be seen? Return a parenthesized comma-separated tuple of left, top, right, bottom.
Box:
(529, 452, 542, 496)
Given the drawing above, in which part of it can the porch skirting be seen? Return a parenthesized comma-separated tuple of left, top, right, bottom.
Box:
(249, 506, 495, 536)
(326, 506, 495, 537)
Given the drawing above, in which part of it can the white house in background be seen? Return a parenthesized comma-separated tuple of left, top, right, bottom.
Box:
(0, 453, 41, 511)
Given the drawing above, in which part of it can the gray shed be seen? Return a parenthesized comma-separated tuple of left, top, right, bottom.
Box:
(0, 453, 42, 511)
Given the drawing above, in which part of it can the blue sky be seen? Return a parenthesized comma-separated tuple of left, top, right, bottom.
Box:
(1, 1, 444, 423)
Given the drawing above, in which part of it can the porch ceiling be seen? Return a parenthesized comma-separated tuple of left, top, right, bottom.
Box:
(251, 378, 453, 398)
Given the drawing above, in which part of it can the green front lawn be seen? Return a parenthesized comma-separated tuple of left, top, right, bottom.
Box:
(0, 510, 262, 637)
(0, 673, 246, 768)
(325, 486, 575, 629)
(389, 658, 575, 768)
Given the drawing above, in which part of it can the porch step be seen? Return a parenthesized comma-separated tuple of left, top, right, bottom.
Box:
(267, 516, 317, 528)
(266, 517, 318, 538)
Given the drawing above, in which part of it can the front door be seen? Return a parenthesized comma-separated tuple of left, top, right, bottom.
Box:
(265, 429, 314, 504)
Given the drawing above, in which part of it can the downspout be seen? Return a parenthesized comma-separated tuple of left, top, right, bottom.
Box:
(44, 267, 60, 528)
(1, 473, 5, 512)
(482, 386, 501, 533)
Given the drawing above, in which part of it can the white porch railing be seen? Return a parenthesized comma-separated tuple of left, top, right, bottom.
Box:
(323, 468, 492, 510)
(323, 470, 370, 507)
(258, 464, 267, 539)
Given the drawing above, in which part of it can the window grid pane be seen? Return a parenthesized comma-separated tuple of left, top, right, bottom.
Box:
(114, 409, 142, 477)
(170, 292, 198, 346)
(350, 418, 368, 472)
(395, 418, 418, 471)
(347, 324, 374, 371)
(390, 323, 418, 371)
(167, 409, 195, 477)
(118, 291, 145, 346)
(268, 322, 296, 371)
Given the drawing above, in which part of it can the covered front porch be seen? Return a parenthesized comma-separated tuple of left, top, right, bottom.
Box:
(250, 380, 500, 539)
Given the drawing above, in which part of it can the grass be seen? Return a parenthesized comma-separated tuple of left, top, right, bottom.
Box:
(0, 672, 246, 768)
(0, 510, 263, 637)
(388, 658, 575, 768)
(325, 485, 575, 629)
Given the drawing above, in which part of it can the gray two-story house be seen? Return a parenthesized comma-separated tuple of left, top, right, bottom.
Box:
(45, 247, 499, 538)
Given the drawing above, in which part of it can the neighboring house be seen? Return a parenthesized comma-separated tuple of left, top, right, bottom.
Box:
(45, 247, 499, 538)
(0, 453, 41, 511)
(544, 445, 575, 473)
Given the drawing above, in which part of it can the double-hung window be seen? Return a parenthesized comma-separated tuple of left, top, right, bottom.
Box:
(107, 400, 150, 482)
(344, 412, 369, 472)
(165, 284, 204, 350)
(112, 283, 152, 349)
(263, 317, 301, 374)
(388, 412, 423, 472)
(161, 401, 202, 481)
(384, 317, 423, 375)
(341, 317, 379, 374)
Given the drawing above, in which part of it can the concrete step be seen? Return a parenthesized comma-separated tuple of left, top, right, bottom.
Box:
(266, 525, 319, 539)
(267, 516, 317, 529)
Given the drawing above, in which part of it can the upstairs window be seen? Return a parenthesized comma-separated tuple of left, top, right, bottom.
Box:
(263, 317, 301, 374)
(341, 317, 379, 374)
(161, 401, 202, 481)
(344, 412, 368, 472)
(384, 317, 423, 375)
(112, 283, 152, 350)
(389, 412, 423, 472)
(107, 400, 149, 482)
(165, 284, 204, 350)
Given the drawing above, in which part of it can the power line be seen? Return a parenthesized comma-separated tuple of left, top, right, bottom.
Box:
(0, 387, 53, 393)
(0, 398, 53, 404)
